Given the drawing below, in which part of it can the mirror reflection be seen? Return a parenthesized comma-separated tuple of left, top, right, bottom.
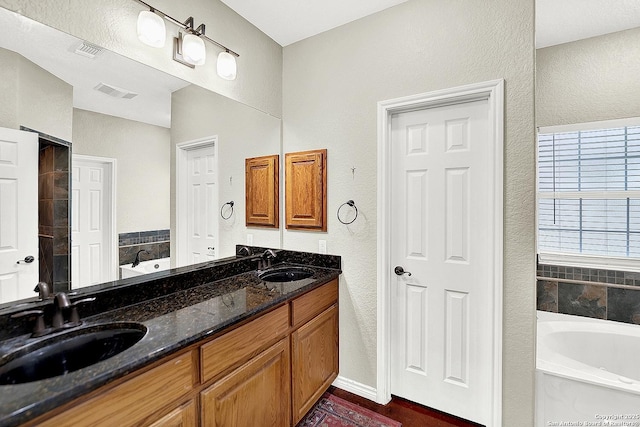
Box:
(0, 7, 281, 304)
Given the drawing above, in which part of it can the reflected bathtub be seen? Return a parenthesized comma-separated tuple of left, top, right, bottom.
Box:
(536, 311, 640, 426)
(120, 257, 170, 279)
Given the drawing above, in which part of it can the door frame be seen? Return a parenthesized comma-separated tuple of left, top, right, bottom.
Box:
(175, 136, 219, 267)
(376, 80, 504, 426)
(71, 154, 118, 284)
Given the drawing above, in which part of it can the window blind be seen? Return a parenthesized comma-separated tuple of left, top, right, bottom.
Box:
(538, 125, 640, 258)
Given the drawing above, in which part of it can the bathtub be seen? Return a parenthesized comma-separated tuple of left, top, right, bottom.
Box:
(120, 257, 171, 279)
(536, 311, 640, 426)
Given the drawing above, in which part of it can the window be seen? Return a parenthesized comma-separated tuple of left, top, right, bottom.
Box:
(537, 119, 640, 269)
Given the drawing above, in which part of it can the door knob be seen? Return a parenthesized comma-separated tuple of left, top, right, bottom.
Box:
(16, 256, 35, 264)
(394, 266, 411, 276)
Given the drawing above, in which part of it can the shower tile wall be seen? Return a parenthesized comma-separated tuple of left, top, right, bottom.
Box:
(38, 144, 70, 293)
(118, 229, 170, 267)
(537, 264, 640, 325)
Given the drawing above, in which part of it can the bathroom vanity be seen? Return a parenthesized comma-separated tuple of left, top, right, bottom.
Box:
(0, 248, 340, 427)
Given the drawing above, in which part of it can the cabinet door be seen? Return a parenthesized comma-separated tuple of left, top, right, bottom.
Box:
(245, 154, 279, 227)
(201, 338, 291, 427)
(291, 304, 339, 424)
(149, 400, 197, 427)
(285, 149, 327, 231)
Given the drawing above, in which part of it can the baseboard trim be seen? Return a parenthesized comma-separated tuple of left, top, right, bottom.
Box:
(332, 375, 379, 402)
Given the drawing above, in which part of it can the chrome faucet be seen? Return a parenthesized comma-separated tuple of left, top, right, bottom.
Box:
(260, 249, 277, 269)
(132, 249, 149, 267)
(238, 246, 252, 256)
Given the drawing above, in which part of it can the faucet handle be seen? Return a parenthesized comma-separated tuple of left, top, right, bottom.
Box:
(11, 309, 47, 337)
(69, 297, 96, 325)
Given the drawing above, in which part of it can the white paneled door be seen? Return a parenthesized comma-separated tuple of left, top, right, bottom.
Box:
(71, 155, 116, 288)
(0, 127, 38, 303)
(186, 144, 217, 264)
(390, 99, 494, 424)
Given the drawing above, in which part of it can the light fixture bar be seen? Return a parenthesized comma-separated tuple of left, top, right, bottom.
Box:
(133, 0, 239, 58)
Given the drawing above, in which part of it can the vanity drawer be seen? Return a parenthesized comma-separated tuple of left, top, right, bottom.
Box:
(37, 350, 195, 427)
(200, 304, 289, 383)
(291, 279, 338, 328)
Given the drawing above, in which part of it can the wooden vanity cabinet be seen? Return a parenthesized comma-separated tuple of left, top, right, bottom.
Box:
(291, 280, 339, 424)
(149, 400, 197, 427)
(33, 350, 196, 427)
(25, 279, 339, 427)
(200, 338, 291, 427)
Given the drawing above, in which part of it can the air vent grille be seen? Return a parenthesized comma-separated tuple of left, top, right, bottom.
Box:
(93, 83, 139, 100)
(74, 42, 103, 59)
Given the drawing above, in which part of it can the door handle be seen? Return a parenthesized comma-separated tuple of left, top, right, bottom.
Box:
(394, 266, 411, 276)
(16, 256, 35, 264)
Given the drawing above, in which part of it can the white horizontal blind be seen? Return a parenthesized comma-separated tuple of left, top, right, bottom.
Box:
(538, 125, 640, 258)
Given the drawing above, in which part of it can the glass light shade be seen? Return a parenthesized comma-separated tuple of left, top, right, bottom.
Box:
(182, 33, 206, 65)
(137, 11, 166, 48)
(217, 51, 237, 80)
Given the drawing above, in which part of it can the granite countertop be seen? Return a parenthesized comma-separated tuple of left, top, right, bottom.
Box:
(0, 260, 340, 427)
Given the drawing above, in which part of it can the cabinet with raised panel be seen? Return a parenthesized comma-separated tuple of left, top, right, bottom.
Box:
(24, 280, 339, 427)
(200, 338, 291, 427)
(285, 149, 327, 231)
(291, 280, 339, 424)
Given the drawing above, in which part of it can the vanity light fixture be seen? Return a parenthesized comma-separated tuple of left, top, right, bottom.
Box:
(134, 0, 239, 79)
(137, 9, 166, 48)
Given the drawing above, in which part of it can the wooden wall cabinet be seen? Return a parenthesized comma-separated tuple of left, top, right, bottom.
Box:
(245, 154, 279, 228)
(285, 149, 327, 231)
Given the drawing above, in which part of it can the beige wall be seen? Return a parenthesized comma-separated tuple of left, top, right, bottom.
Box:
(73, 109, 170, 234)
(0, 0, 282, 118)
(537, 26, 640, 127)
(170, 84, 281, 259)
(282, 0, 536, 424)
(0, 47, 72, 141)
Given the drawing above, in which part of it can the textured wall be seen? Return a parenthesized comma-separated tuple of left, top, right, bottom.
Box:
(170, 84, 281, 259)
(0, 47, 73, 140)
(72, 109, 170, 234)
(0, 0, 283, 118)
(537, 27, 640, 127)
(0, 49, 18, 129)
(282, 0, 536, 424)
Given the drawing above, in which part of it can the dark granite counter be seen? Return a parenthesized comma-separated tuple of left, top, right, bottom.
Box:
(0, 248, 341, 427)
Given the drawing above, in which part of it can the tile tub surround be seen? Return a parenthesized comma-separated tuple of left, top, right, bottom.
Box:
(537, 264, 640, 324)
(118, 229, 171, 267)
(0, 249, 341, 426)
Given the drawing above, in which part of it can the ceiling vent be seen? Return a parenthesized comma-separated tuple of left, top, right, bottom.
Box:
(93, 83, 139, 100)
(73, 41, 103, 59)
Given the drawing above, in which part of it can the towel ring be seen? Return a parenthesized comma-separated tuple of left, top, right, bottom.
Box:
(337, 200, 358, 225)
(220, 201, 234, 220)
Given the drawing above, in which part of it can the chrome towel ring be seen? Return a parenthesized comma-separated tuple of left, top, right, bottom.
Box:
(220, 201, 234, 220)
(337, 200, 358, 225)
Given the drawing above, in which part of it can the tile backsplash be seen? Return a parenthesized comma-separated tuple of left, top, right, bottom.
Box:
(537, 264, 640, 324)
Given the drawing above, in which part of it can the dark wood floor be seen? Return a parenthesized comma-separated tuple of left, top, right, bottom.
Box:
(328, 386, 483, 427)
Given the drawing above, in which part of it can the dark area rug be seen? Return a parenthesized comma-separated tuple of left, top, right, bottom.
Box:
(298, 393, 402, 427)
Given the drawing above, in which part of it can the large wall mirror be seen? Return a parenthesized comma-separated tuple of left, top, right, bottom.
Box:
(0, 6, 282, 305)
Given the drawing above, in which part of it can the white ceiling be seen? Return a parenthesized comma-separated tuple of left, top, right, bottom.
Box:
(536, 0, 640, 48)
(220, 0, 640, 49)
(220, 0, 411, 46)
